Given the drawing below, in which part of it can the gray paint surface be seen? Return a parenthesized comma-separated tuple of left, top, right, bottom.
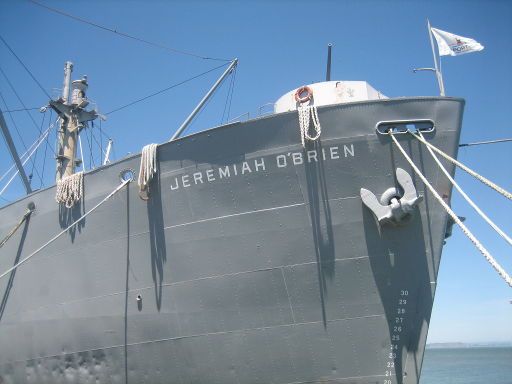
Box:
(0, 97, 464, 383)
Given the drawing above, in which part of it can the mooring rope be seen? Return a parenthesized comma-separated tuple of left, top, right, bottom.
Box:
(417, 131, 512, 246)
(0, 207, 34, 249)
(390, 132, 512, 287)
(0, 179, 130, 281)
(411, 131, 512, 201)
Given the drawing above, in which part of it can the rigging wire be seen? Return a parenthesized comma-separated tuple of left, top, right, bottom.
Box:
(0, 66, 44, 136)
(83, 124, 92, 170)
(220, 82, 230, 125)
(99, 121, 103, 161)
(0, 35, 51, 99)
(88, 121, 100, 166)
(459, 138, 512, 147)
(29, 108, 47, 181)
(226, 66, 237, 123)
(0, 91, 44, 185)
(105, 62, 229, 115)
(221, 67, 236, 124)
(0, 118, 58, 196)
(0, 93, 30, 152)
(96, 123, 112, 151)
(39, 109, 53, 189)
(29, 0, 231, 62)
(0, 120, 43, 184)
(86, 125, 95, 169)
(0, 67, 57, 164)
(0, 64, 57, 178)
(2, 107, 40, 113)
(89, 124, 104, 167)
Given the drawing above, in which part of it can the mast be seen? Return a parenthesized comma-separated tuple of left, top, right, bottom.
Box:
(0, 107, 32, 194)
(50, 62, 100, 180)
(56, 61, 73, 182)
(60, 88, 79, 179)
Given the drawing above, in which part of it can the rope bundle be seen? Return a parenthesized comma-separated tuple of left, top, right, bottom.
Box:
(55, 171, 84, 208)
(138, 143, 158, 195)
(298, 105, 322, 147)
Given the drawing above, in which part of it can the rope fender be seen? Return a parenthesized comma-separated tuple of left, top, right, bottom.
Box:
(55, 171, 84, 208)
(138, 143, 158, 200)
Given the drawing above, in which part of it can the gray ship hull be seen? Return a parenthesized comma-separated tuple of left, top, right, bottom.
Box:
(0, 97, 464, 384)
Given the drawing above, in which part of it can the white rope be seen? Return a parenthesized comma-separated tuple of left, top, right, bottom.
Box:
(298, 105, 322, 147)
(138, 143, 158, 192)
(418, 131, 512, 246)
(411, 131, 512, 200)
(390, 133, 512, 287)
(0, 179, 130, 281)
(55, 171, 84, 208)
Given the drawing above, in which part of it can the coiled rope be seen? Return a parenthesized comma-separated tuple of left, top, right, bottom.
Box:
(389, 132, 512, 287)
(138, 143, 158, 196)
(417, 131, 512, 246)
(298, 105, 322, 147)
(0, 206, 34, 249)
(411, 131, 512, 201)
(55, 171, 84, 208)
(0, 178, 130, 281)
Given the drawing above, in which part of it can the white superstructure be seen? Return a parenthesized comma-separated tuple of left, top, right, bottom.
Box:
(274, 80, 387, 113)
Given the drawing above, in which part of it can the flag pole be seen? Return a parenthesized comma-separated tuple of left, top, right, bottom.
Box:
(427, 19, 446, 96)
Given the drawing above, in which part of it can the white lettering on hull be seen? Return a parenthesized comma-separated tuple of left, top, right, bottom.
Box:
(169, 144, 355, 191)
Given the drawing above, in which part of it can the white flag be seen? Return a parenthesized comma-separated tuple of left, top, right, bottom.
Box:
(431, 28, 484, 56)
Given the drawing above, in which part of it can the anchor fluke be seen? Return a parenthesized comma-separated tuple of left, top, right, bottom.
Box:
(361, 168, 422, 226)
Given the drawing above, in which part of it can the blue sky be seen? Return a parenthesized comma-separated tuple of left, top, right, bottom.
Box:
(1, 0, 510, 343)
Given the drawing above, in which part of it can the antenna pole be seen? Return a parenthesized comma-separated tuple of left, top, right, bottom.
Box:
(326, 43, 332, 81)
(170, 58, 238, 141)
(427, 19, 445, 96)
(0, 107, 32, 194)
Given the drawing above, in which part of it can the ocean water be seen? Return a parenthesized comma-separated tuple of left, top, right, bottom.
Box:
(420, 347, 512, 384)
